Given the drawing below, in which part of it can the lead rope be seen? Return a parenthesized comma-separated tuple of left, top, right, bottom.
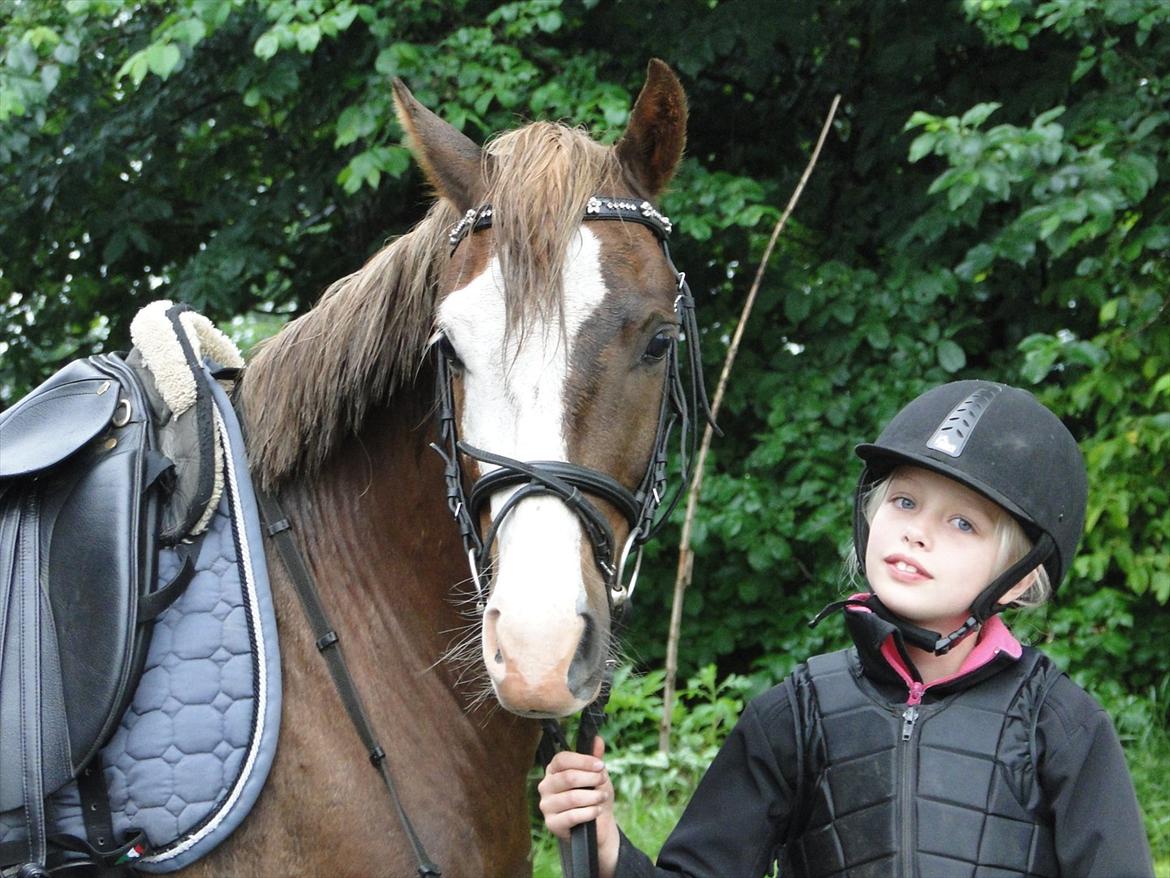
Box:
(253, 488, 441, 878)
(540, 673, 612, 878)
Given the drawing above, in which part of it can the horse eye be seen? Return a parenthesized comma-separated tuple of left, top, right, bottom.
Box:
(642, 331, 672, 362)
(438, 335, 464, 371)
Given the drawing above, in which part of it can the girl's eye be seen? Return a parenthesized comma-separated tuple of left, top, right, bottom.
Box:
(951, 516, 975, 534)
(642, 331, 672, 362)
(892, 496, 915, 510)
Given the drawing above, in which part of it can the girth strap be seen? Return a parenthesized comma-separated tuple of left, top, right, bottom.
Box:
(254, 489, 442, 878)
(16, 491, 49, 871)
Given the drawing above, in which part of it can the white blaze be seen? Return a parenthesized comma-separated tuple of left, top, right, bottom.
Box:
(438, 227, 608, 695)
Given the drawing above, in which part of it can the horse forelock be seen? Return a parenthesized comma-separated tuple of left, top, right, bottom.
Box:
(242, 120, 623, 490)
(483, 123, 622, 339)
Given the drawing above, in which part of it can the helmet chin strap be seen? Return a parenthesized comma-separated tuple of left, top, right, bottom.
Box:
(869, 533, 1056, 656)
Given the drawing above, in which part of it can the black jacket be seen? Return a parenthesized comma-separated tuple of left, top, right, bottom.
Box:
(615, 603, 1154, 877)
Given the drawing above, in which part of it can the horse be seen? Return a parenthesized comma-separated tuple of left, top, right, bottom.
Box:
(182, 60, 691, 877)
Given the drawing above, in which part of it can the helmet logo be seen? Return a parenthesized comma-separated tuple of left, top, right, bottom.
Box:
(925, 384, 1001, 458)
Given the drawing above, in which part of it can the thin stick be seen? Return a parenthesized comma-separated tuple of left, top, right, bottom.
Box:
(658, 94, 842, 753)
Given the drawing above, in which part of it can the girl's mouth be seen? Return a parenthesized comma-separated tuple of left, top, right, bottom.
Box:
(885, 554, 931, 580)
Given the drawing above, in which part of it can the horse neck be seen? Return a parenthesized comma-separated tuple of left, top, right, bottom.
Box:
(213, 378, 540, 877)
(268, 378, 540, 780)
(267, 381, 465, 663)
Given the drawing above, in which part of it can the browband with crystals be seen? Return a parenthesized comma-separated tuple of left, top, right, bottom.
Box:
(448, 196, 673, 250)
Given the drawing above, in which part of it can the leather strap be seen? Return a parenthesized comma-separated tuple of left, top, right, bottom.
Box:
(17, 490, 48, 871)
(544, 682, 611, 878)
(77, 757, 116, 857)
(136, 548, 196, 623)
(468, 455, 642, 526)
(254, 489, 442, 878)
(568, 691, 609, 878)
(461, 443, 622, 584)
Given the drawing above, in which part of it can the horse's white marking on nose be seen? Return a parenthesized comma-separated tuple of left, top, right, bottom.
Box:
(438, 227, 607, 712)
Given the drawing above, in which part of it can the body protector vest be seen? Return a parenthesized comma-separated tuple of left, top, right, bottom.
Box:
(782, 647, 1063, 878)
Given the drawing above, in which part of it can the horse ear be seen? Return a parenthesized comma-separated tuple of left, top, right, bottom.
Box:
(615, 59, 688, 199)
(392, 79, 486, 212)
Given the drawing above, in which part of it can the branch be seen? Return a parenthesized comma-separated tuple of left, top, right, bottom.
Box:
(658, 94, 842, 754)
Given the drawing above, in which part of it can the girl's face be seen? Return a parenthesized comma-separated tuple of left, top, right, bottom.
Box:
(864, 465, 1014, 634)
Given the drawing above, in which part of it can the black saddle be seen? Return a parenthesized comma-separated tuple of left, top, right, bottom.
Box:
(0, 332, 217, 874)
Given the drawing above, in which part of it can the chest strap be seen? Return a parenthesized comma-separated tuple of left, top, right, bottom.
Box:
(254, 487, 442, 878)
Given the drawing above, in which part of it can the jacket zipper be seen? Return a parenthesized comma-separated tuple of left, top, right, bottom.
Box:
(898, 704, 919, 876)
(901, 705, 919, 741)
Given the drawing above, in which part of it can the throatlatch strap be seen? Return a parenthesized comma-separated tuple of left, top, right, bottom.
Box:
(254, 489, 442, 878)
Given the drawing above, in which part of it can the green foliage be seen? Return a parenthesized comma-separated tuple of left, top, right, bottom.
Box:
(601, 664, 757, 803)
(3, 0, 1168, 856)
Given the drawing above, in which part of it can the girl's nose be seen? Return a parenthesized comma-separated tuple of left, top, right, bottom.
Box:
(902, 525, 928, 548)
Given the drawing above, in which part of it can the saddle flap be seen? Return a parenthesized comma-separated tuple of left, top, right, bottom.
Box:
(0, 360, 120, 478)
(1, 355, 159, 816)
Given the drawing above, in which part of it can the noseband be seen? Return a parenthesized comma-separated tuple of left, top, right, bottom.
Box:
(430, 196, 713, 616)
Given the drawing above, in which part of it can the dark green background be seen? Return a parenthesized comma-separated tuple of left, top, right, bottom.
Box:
(2, 0, 1167, 764)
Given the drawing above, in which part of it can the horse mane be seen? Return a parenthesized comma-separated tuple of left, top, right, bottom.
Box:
(242, 121, 622, 489)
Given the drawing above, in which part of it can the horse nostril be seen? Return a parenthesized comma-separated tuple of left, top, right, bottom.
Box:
(567, 613, 603, 700)
(484, 608, 506, 666)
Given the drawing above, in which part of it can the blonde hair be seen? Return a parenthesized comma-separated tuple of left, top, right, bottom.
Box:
(855, 474, 1052, 608)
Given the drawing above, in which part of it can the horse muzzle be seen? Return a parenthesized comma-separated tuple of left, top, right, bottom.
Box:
(481, 599, 606, 717)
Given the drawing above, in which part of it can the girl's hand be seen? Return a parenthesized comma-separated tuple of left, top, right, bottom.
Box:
(538, 736, 619, 877)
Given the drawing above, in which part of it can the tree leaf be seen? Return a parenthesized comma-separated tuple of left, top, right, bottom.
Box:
(145, 43, 181, 79)
(936, 339, 966, 373)
(254, 31, 280, 60)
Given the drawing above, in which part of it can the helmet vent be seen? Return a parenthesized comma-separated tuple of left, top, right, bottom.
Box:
(925, 384, 1001, 458)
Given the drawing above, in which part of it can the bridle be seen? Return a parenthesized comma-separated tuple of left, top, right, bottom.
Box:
(431, 195, 713, 877)
(430, 196, 713, 619)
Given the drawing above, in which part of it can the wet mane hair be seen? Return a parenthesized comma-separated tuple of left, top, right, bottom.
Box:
(242, 121, 622, 490)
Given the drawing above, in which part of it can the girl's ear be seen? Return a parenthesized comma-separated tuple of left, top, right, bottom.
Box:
(997, 568, 1039, 606)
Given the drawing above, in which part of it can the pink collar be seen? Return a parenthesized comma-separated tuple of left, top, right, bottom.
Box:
(878, 614, 1022, 705)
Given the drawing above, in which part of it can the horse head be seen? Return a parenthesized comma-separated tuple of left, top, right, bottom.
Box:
(393, 61, 690, 718)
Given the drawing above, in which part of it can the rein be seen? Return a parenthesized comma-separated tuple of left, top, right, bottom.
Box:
(255, 490, 442, 878)
(234, 386, 443, 878)
(433, 195, 714, 878)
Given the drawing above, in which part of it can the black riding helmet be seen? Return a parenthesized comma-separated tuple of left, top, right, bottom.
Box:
(852, 380, 1087, 654)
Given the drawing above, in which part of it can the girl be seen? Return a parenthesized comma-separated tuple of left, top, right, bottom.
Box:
(539, 380, 1155, 877)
